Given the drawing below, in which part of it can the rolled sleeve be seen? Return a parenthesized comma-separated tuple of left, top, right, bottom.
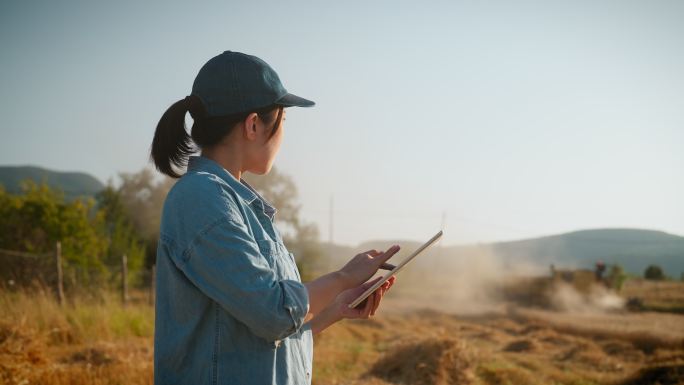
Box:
(173, 216, 310, 342)
(281, 280, 309, 334)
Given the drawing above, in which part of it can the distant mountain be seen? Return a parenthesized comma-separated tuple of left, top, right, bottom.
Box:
(491, 228, 684, 274)
(323, 228, 684, 277)
(0, 165, 104, 200)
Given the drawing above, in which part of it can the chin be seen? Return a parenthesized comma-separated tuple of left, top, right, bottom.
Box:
(251, 164, 273, 175)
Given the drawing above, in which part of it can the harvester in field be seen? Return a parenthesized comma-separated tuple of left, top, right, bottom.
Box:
(502, 261, 620, 310)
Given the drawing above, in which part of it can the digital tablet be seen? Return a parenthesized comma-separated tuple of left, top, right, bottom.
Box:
(348, 230, 443, 309)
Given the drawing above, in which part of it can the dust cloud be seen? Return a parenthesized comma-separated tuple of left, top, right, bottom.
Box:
(383, 244, 624, 315)
(550, 282, 625, 313)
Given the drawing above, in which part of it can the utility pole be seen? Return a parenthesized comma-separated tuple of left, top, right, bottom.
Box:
(328, 195, 334, 270)
(440, 211, 447, 247)
(55, 242, 64, 306)
(329, 195, 334, 245)
(122, 254, 128, 306)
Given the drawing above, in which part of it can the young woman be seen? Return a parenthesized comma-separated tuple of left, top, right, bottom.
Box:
(150, 51, 400, 385)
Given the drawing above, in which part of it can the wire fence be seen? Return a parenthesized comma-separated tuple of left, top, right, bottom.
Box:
(0, 243, 155, 306)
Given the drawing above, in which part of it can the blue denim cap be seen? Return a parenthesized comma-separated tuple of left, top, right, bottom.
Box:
(191, 51, 315, 117)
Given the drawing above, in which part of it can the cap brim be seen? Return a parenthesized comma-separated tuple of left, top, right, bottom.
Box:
(275, 93, 315, 108)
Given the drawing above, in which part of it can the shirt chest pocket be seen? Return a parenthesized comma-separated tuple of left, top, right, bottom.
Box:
(255, 239, 302, 282)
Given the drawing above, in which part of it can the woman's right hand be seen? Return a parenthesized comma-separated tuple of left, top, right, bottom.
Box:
(338, 245, 400, 289)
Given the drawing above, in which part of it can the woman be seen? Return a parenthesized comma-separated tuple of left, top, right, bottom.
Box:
(150, 51, 400, 385)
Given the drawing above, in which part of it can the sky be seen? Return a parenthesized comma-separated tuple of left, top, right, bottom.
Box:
(1, 0, 683, 246)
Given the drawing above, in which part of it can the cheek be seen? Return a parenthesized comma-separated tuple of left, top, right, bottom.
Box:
(260, 136, 281, 166)
(275, 134, 284, 152)
(270, 130, 284, 154)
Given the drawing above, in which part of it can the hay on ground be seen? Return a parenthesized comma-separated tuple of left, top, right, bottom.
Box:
(367, 337, 474, 385)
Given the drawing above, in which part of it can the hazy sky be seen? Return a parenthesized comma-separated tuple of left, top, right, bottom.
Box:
(1, 0, 682, 246)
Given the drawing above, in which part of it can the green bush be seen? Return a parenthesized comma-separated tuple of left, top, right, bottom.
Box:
(644, 265, 665, 281)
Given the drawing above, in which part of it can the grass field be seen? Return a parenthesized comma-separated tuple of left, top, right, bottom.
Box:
(621, 279, 684, 314)
(314, 301, 684, 385)
(1, 279, 683, 385)
(0, 289, 153, 385)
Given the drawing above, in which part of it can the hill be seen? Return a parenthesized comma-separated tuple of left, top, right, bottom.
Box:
(323, 228, 684, 277)
(491, 228, 684, 275)
(0, 165, 104, 200)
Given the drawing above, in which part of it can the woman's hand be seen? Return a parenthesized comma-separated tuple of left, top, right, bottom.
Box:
(307, 275, 397, 334)
(334, 275, 396, 320)
(338, 246, 400, 289)
(303, 245, 400, 325)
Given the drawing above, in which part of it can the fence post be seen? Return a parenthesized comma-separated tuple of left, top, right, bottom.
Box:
(121, 254, 128, 306)
(149, 264, 156, 306)
(55, 242, 64, 305)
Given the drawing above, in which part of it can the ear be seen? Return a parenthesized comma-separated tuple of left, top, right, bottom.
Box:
(242, 113, 259, 141)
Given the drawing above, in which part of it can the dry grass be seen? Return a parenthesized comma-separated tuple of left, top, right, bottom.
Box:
(312, 299, 684, 385)
(2, 277, 684, 385)
(621, 279, 684, 313)
(0, 289, 153, 385)
(367, 337, 474, 385)
(511, 307, 684, 352)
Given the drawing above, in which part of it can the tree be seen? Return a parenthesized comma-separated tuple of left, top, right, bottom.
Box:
(0, 181, 107, 289)
(113, 168, 175, 270)
(96, 186, 146, 286)
(644, 264, 665, 280)
(115, 168, 174, 241)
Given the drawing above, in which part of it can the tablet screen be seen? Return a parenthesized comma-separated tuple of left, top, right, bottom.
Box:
(348, 230, 443, 309)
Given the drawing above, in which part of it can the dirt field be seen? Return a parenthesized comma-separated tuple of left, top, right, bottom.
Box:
(2, 280, 684, 385)
(621, 279, 684, 314)
(313, 301, 684, 385)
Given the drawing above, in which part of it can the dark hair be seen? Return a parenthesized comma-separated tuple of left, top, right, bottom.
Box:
(150, 95, 283, 178)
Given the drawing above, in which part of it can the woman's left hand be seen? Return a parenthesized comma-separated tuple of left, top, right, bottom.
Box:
(307, 276, 397, 335)
(333, 275, 396, 320)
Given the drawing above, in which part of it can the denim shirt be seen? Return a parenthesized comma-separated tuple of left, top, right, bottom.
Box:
(154, 155, 313, 385)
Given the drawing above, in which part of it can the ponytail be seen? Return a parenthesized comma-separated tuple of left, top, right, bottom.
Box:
(150, 96, 203, 178)
(150, 95, 284, 178)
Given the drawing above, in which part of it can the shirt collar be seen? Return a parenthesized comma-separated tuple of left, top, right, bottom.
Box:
(186, 156, 274, 213)
(240, 178, 277, 219)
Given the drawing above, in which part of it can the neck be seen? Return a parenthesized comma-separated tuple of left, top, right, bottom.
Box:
(200, 142, 244, 181)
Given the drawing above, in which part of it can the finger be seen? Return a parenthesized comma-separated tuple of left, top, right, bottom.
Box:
(376, 245, 400, 265)
(353, 275, 382, 309)
(373, 289, 385, 314)
(372, 289, 382, 316)
(370, 289, 379, 316)
(379, 262, 396, 271)
(385, 276, 395, 287)
(359, 276, 392, 310)
(360, 249, 379, 257)
(363, 291, 374, 318)
(382, 280, 391, 296)
(379, 276, 394, 291)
